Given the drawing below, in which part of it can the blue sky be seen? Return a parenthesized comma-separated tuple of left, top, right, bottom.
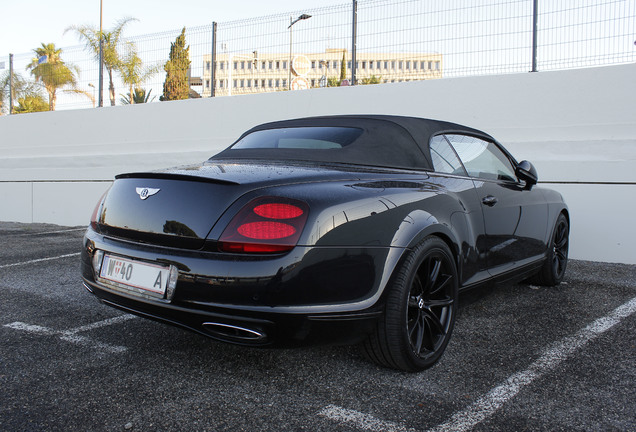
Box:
(1, 0, 344, 56)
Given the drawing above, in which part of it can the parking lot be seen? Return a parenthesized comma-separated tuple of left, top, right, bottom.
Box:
(1, 221, 634, 432)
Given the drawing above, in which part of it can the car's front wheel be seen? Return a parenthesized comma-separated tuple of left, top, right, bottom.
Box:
(530, 212, 569, 286)
(363, 236, 458, 372)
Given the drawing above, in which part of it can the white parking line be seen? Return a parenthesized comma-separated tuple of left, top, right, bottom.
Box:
(318, 405, 416, 432)
(0, 252, 81, 269)
(4, 314, 137, 354)
(426, 295, 636, 432)
(318, 295, 636, 432)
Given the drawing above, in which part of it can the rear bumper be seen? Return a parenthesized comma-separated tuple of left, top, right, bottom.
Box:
(81, 228, 391, 346)
(82, 278, 382, 347)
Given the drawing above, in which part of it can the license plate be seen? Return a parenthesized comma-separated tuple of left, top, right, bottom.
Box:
(99, 254, 169, 296)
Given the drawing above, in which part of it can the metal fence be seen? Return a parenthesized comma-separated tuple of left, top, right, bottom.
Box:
(1, 0, 634, 113)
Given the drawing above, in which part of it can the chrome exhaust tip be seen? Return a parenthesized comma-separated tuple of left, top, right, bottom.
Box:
(202, 322, 268, 344)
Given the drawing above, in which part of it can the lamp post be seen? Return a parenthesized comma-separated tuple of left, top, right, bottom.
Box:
(288, 14, 311, 90)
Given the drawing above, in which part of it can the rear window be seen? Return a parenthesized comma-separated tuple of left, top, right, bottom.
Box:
(231, 127, 364, 150)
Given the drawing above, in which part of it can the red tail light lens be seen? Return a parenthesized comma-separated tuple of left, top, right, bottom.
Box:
(219, 197, 309, 253)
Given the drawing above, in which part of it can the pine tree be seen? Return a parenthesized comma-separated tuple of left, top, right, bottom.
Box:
(340, 51, 347, 82)
(160, 28, 190, 101)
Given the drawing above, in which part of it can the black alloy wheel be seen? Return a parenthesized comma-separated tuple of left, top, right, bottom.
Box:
(530, 212, 569, 286)
(363, 236, 458, 372)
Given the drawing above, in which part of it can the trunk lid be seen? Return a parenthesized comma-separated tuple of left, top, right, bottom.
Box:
(96, 161, 364, 249)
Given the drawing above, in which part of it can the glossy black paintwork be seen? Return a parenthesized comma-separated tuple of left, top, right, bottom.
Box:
(81, 117, 568, 347)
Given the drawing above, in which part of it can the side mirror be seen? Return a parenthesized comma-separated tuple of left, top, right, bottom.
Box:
(516, 160, 538, 189)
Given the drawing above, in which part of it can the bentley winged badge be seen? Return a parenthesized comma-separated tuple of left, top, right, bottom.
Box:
(136, 187, 160, 200)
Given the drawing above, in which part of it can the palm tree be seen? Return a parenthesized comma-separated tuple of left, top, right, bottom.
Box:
(65, 17, 137, 106)
(13, 94, 49, 114)
(120, 88, 155, 105)
(1, 70, 41, 114)
(117, 42, 160, 104)
(26, 43, 81, 111)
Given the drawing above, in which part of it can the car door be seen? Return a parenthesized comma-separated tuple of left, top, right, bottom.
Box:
(444, 134, 548, 275)
(428, 135, 489, 286)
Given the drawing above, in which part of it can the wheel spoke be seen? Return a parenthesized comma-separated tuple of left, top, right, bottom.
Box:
(422, 308, 446, 336)
(430, 274, 451, 297)
(428, 258, 441, 288)
(427, 297, 454, 308)
(409, 314, 425, 354)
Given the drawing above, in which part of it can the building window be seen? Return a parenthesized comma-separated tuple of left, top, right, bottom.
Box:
(384, 61, 388, 69)
(428, 61, 433, 70)
(413, 61, 418, 70)
(269, 61, 273, 70)
(234, 61, 238, 70)
(369, 61, 374, 69)
(276, 61, 280, 69)
(391, 61, 396, 70)
(219, 80, 224, 88)
(240, 79, 244, 88)
(254, 79, 259, 88)
(205, 79, 210, 88)
(406, 61, 410, 70)
(206, 61, 210, 71)
(239, 61, 244, 70)
(268, 79, 273, 88)
(262, 79, 266, 87)
(435, 61, 440, 70)
(283, 60, 287, 70)
(362, 61, 366, 69)
(233, 79, 237, 88)
(275, 79, 280, 87)
(421, 61, 426, 70)
(399, 61, 403, 70)
(219, 62, 224, 70)
(333, 60, 338, 69)
(311, 61, 316, 69)
(347, 61, 351, 69)
(262, 61, 266, 70)
(247, 80, 251, 88)
(282, 79, 287, 88)
(247, 61, 252, 70)
(311, 79, 315, 87)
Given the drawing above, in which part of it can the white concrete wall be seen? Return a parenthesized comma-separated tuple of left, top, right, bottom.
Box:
(1, 64, 634, 263)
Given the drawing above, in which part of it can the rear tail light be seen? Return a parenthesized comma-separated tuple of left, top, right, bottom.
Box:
(219, 197, 309, 253)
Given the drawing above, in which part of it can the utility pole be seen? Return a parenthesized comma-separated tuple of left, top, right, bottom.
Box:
(9, 54, 14, 114)
(98, 0, 104, 107)
(211, 22, 217, 97)
(351, 0, 357, 85)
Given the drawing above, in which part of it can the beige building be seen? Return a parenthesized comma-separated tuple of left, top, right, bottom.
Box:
(201, 49, 442, 97)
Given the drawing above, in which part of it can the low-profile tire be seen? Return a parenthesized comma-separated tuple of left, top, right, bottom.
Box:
(529, 213, 569, 286)
(362, 236, 458, 372)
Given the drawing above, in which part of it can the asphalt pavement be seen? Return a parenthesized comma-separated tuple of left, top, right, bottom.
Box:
(1, 222, 634, 432)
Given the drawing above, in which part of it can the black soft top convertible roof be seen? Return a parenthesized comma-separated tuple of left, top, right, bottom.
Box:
(211, 115, 491, 170)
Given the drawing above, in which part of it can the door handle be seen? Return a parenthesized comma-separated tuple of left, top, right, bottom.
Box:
(482, 195, 498, 207)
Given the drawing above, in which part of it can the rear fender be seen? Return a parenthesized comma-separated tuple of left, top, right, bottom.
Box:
(374, 210, 462, 300)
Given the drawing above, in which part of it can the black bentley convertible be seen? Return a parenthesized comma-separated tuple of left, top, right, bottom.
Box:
(81, 115, 569, 371)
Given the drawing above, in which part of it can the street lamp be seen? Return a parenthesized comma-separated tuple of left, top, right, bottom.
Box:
(288, 13, 311, 90)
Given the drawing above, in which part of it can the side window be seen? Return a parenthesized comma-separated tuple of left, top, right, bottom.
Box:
(445, 134, 517, 182)
(429, 135, 467, 176)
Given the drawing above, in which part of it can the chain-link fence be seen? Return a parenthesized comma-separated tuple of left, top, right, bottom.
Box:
(1, 0, 634, 113)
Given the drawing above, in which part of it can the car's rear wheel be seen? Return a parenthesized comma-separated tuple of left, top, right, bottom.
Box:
(363, 236, 458, 372)
(529, 213, 569, 286)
